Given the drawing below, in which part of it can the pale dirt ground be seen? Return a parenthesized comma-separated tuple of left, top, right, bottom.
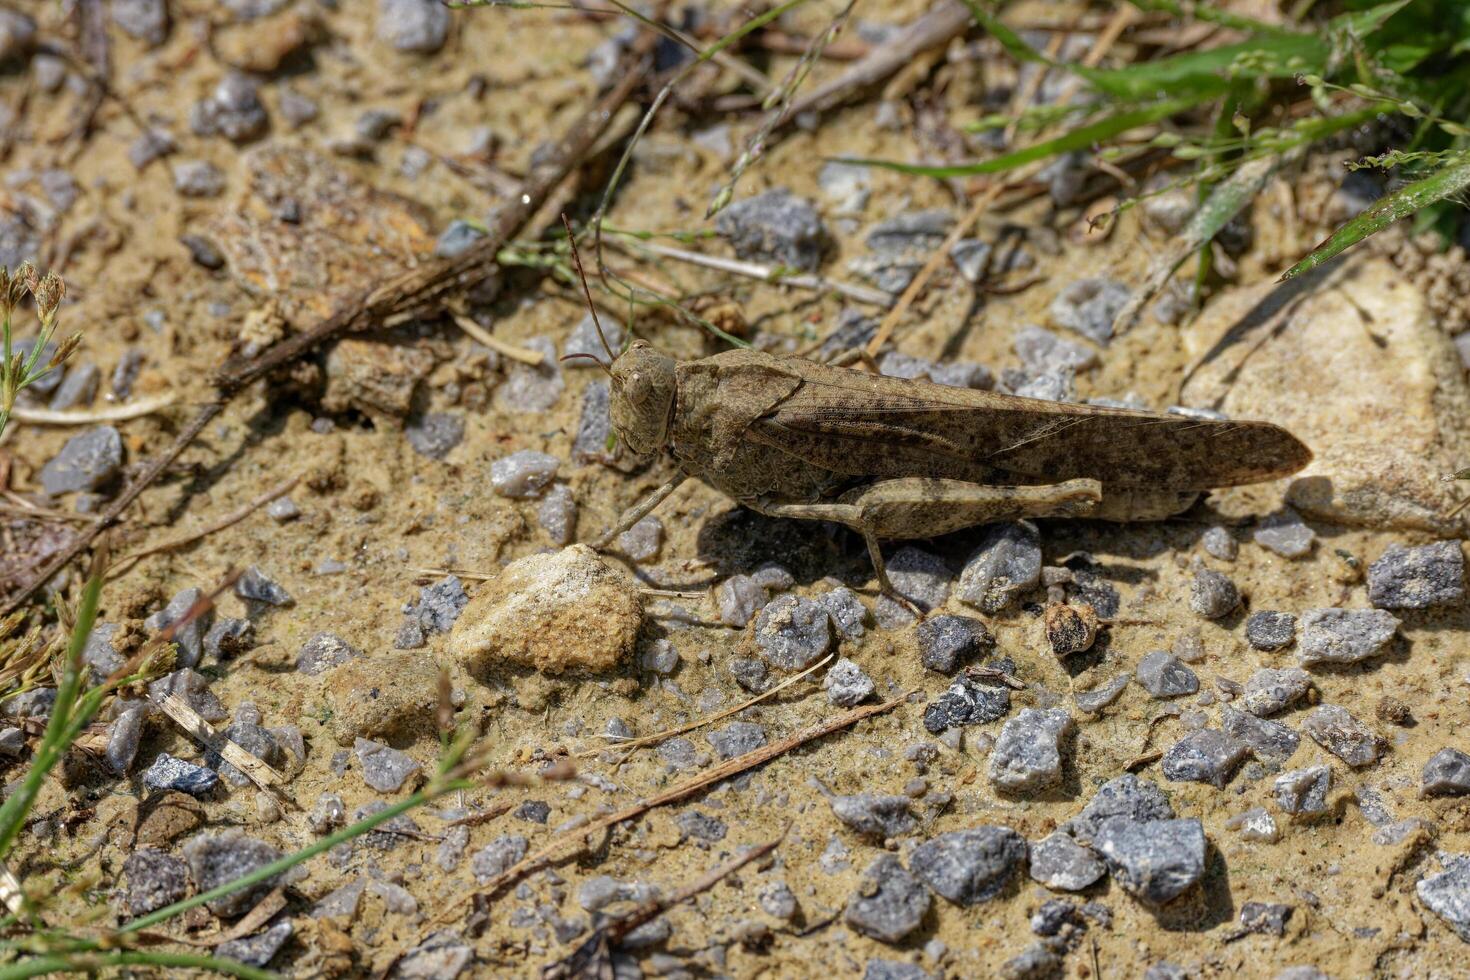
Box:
(3, 1, 1470, 978)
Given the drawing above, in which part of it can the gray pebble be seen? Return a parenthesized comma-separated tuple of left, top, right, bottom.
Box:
(1028, 832, 1105, 891)
(377, 0, 450, 53)
(1221, 706, 1300, 764)
(307, 794, 346, 835)
(32, 53, 66, 93)
(910, 826, 1026, 905)
(514, 800, 550, 824)
(989, 708, 1072, 794)
(1253, 509, 1315, 558)
(759, 879, 798, 920)
(393, 930, 475, 978)
(216, 920, 292, 968)
(123, 848, 189, 915)
(706, 721, 766, 760)
(1202, 526, 1238, 561)
(404, 575, 468, 635)
(297, 632, 361, 675)
(49, 362, 99, 411)
(471, 835, 528, 883)
(1273, 765, 1331, 815)
(190, 74, 268, 143)
(128, 129, 175, 169)
(1014, 325, 1097, 374)
(235, 566, 292, 608)
(1238, 901, 1293, 938)
(1001, 942, 1062, 980)
(824, 657, 875, 707)
(875, 546, 952, 626)
(675, 809, 727, 842)
(1417, 855, 1470, 941)
(40, 426, 123, 495)
(750, 595, 832, 671)
(1190, 567, 1239, 619)
(105, 710, 143, 773)
(562, 313, 626, 366)
(266, 497, 299, 523)
(830, 793, 916, 838)
(142, 752, 219, 796)
(434, 220, 486, 259)
(1065, 774, 1175, 845)
(1092, 817, 1206, 905)
(1011, 368, 1076, 402)
(1301, 705, 1385, 767)
(145, 587, 213, 669)
(844, 855, 931, 943)
(205, 617, 253, 662)
(915, 614, 993, 675)
(1242, 667, 1312, 717)
(406, 412, 464, 460)
(815, 587, 868, 640)
(278, 90, 319, 128)
(816, 160, 869, 214)
(1424, 748, 1470, 796)
(1246, 611, 1297, 651)
(491, 450, 559, 498)
(729, 657, 769, 693)
(536, 484, 577, 545)
(923, 676, 1010, 734)
(716, 574, 767, 628)
(1074, 673, 1131, 714)
(1367, 542, 1465, 609)
(148, 668, 226, 721)
(183, 831, 282, 917)
(112, 0, 168, 46)
(494, 337, 562, 413)
(355, 738, 420, 792)
(1161, 729, 1248, 788)
(957, 522, 1041, 614)
(1049, 277, 1130, 345)
(716, 189, 827, 271)
(656, 737, 700, 771)
(1297, 608, 1398, 666)
(617, 516, 663, 562)
(1135, 651, 1198, 698)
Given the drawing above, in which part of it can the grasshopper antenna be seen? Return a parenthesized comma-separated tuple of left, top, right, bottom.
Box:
(561, 213, 617, 370)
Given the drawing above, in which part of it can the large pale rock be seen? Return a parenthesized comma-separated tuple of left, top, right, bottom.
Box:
(450, 545, 641, 676)
(1181, 257, 1470, 533)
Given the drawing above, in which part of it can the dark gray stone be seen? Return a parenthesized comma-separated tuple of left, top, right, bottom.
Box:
(844, 856, 930, 943)
(1135, 651, 1198, 698)
(145, 587, 213, 669)
(1221, 707, 1300, 764)
(1028, 832, 1105, 891)
(1368, 542, 1465, 609)
(217, 919, 293, 967)
(875, 546, 952, 626)
(189, 74, 267, 143)
(989, 709, 1072, 794)
(234, 566, 292, 608)
(514, 800, 550, 824)
(815, 587, 868, 641)
(1247, 611, 1297, 651)
(1161, 729, 1248, 788)
(1253, 509, 1315, 558)
(143, 752, 219, 796)
(1243, 667, 1312, 717)
(403, 575, 468, 635)
(183, 831, 283, 917)
(1302, 705, 1385, 767)
(1417, 855, 1470, 942)
(377, 0, 450, 54)
(750, 595, 832, 671)
(112, 0, 169, 47)
(123, 848, 188, 915)
(393, 929, 475, 978)
(1065, 775, 1174, 845)
(355, 738, 420, 792)
(729, 657, 769, 693)
(915, 614, 993, 674)
(1074, 673, 1130, 714)
(1424, 748, 1470, 797)
(40, 426, 123, 495)
(1202, 526, 1238, 561)
(706, 721, 766, 760)
(1273, 765, 1331, 815)
(825, 657, 875, 707)
(1190, 567, 1239, 619)
(1049, 277, 1129, 345)
(1239, 901, 1293, 937)
(1297, 608, 1398, 666)
(297, 632, 361, 675)
(406, 413, 464, 459)
(716, 189, 827, 271)
(1001, 941, 1063, 979)
(49, 362, 99, 410)
(923, 676, 1010, 733)
(830, 794, 916, 838)
(909, 826, 1026, 905)
(471, 834, 528, 883)
(1093, 817, 1206, 905)
(675, 809, 727, 842)
(148, 668, 226, 722)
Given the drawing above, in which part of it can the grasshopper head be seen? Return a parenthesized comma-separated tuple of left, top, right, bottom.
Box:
(608, 340, 677, 455)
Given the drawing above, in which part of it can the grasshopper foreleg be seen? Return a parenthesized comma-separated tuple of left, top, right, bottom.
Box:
(593, 472, 688, 548)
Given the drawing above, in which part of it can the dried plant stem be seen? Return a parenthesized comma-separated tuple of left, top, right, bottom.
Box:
(623, 240, 892, 307)
(448, 312, 545, 365)
(7, 393, 176, 426)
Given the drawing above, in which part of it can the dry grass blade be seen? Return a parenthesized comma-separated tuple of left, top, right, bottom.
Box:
(0, 859, 24, 916)
(8, 392, 176, 426)
(152, 694, 287, 796)
(621, 240, 893, 307)
(448, 311, 545, 366)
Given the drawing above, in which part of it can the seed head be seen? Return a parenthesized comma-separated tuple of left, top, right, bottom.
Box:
(49, 332, 82, 369)
(33, 273, 64, 323)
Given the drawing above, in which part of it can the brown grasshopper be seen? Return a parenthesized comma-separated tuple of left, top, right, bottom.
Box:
(562, 230, 1311, 606)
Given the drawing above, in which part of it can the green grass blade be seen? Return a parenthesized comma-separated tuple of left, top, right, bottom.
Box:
(840, 96, 1203, 179)
(1279, 151, 1470, 281)
(0, 950, 276, 980)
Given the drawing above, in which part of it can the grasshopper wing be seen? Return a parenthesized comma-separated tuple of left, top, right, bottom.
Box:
(744, 355, 1311, 491)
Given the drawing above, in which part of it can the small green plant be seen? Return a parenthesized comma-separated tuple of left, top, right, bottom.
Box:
(1, 263, 78, 439)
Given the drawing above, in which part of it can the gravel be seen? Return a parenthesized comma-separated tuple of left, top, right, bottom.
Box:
(1273, 765, 1331, 815)
(172, 159, 225, 197)
(1049, 277, 1130, 345)
(142, 753, 220, 796)
(189, 74, 268, 143)
(1246, 611, 1297, 651)
(1202, 526, 1238, 561)
(875, 547, 953, 626)
(216, 920, 293, 968)
(1014, 325, 1097, 375)
(1074, 673, 1131, 714)
(716, 189, 827, 271)
(989, 709, 1073, 794)
(40, 426, 123, 495)
(145, 587, 213, 669)
(815, 587, 869, 641)
(49, 362, 99, 411)
(355, 738, 421, 792)
(1423, 748, 1470, 796)
(844, 856, 931, 943)
(909, 827, 1026, 905)
(1240, 669, 1311, 717)
(1221, 706, 1300, 764)
(471, 835, 528, 882)
(235, 566, 293, 609)
(1297, 608, 1399, 666)
(829, 793, 916, 838)
(825, 657, 875, 707)
(1301, 705, 1386, 768)
(377, 0, 450, 53)
(494, 337, 563, 413)
(716, 575, 767, 628)
(956, 522, 1042, 614)
(123, 849, 189, 915)
(1135, 651, 1198, 698)
(1092, 817, 1206, 905)
(1367, 541, 1465, 609)
(491, 450, 559, 498)
(1417, 855, 1470, 942)
(1028, 832, 1106, 892)
(536, 484, 577, 545)
(297, 632, 361, 675)
(706, 721, 766, 760)
(406, 413, 465, 460)
(394, 930, 475, 978)
(923, 676, 1011, 734)
(183, 831, 283, 917)
(914, 614, 993, 674)
(749, 595, 832, 671)
(1161, 729, 1249, 788)
(1065, 774, 1175, 845)
(562, 313, 626, 366)
(617, 516, 663, 562)
(1190, 567, 1240, 619)
(1253, 509, 1316, 558)
(106, 712, 143, 774)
